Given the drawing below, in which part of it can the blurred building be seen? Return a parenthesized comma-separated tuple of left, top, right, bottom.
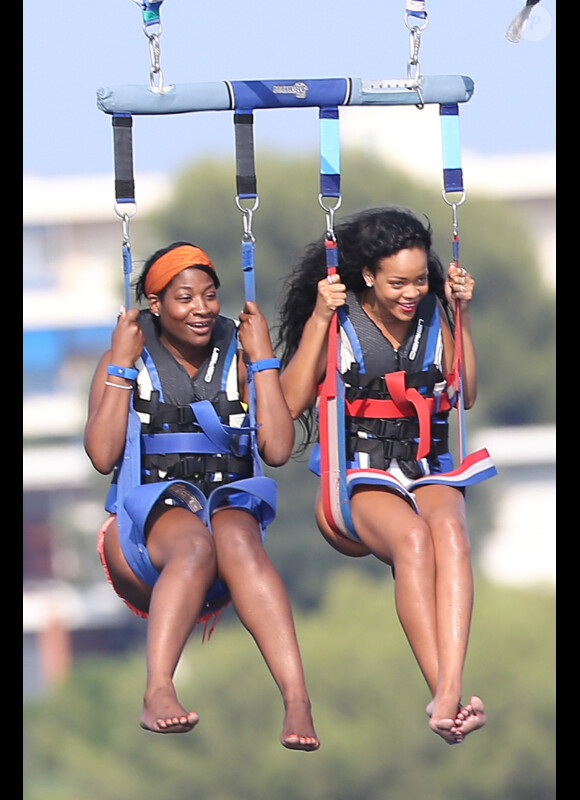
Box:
(23, 174, 172, 698)
(472, 425, 555, 588)
(340, 104, 556, 289)
(22, 146, 555, 697)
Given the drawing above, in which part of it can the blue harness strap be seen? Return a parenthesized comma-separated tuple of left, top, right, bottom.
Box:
(115, 393, 277, 585)
(115, 401, 161, 585)
(319, 107, 341, 200)
(440, 104, 464, 196)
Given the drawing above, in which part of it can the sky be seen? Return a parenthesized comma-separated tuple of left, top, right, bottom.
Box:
(23, 1, 555, 178)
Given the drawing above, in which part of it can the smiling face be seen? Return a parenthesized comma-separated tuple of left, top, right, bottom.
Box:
(149, 267, 220, 354)
(363, 247, 429, 323)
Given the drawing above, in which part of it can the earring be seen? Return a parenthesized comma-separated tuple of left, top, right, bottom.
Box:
(365, 281, 373, 288)
(153, 311, 160, 317)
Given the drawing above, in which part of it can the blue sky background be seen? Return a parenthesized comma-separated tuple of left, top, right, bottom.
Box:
(23, 1, 555, 177)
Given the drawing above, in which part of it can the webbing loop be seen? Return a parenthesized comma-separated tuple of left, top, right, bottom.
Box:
(317, 104, 354, 539)
(112, 113, 137, 309)
(439, 101, 468, 460)
(234, 111, 258, 199)
(231, 109, 264, 478)
(234, 110, 259, 247)
(319, 107, 342, 241)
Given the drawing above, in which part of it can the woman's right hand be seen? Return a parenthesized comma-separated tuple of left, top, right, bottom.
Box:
(313, 273, 347, 322)
(110, 306, 145, 366)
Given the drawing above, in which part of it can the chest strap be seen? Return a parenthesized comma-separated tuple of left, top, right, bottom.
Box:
(345, 371, 453, 461)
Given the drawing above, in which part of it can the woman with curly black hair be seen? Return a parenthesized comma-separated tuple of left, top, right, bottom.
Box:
(276, 207, 488, 745)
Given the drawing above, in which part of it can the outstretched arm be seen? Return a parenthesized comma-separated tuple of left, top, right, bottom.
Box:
(84, 307, 145, 474)
(279, 274, 347, 419)
(443, 264, 478, 409)
(238, 301, 294, 467)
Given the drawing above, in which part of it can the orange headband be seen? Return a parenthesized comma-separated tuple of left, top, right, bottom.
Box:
(144, 245, 217, 296)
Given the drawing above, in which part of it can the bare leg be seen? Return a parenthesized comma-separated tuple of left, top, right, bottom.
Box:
(416, 485, 485, 741)
(103, 508, 217, 733)
(349, 489, 439, 687)
(347, 490, 467, 742)
(212, 508, 319, 751)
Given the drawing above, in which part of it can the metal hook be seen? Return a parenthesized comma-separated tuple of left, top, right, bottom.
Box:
(404, 11, 429, 33)
(441, 190, 467, 237)
(318, 194, 342, 241)
(235, 195, 260, 242)
(114, 203, 137, 243)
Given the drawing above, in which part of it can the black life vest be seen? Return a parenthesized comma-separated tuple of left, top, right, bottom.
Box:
(338, 292, 453, 479)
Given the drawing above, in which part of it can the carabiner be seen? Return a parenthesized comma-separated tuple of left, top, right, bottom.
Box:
(318, 194, 342, 241)
(235, 195, 260, 242)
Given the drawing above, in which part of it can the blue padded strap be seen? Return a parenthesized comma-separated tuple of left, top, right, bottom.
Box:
(192, 399, 255, 452)
(241, 239, 256, 304)
(124, 480, 207, 534)
(97, 76, 474, 115)
(116, 401, 159, 585)
(206, 476, 278, 534)
(141, 432, 232, 455)
(121, 479, 208, 586)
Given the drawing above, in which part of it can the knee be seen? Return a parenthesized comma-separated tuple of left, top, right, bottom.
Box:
(214, 519, 264, 568)
(189, 531, 218, 564)
(396, 520, 434, 566)
(155, 529, 217, 577)
(432, 515, 472, 562)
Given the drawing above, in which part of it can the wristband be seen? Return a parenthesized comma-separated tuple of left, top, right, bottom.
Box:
(247, 358, 281, 374)
(104, 381, 133, 390)
(107, 364, 139, 381)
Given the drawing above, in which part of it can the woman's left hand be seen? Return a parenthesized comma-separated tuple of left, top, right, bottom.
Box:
(238, 300, 274, 363)
(445, 263, 475, 309)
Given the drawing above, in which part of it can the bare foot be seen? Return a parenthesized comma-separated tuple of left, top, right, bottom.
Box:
(280, 700, 320, 752)
(454, 695, 486, 737)
(428, 716, 464, 745)
(140, 686, 199, 734)
(426, 695, 464, 745)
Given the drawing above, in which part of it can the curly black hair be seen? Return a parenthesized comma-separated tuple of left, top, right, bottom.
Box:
(274, 206, 453, 451)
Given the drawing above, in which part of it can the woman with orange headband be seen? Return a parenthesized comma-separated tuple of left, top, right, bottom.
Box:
(84, 241, 319, 750)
